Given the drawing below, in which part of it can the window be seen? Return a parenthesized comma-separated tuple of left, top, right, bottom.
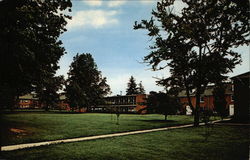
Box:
(231, 95, 234, 102)
(200, 96, 204, 102)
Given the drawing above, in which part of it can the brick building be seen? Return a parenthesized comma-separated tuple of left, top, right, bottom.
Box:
(19, 93, 39, 108)
(58, 94, 70, 110)
(94, 94, 148, 113)
(178, 83, 234, 115)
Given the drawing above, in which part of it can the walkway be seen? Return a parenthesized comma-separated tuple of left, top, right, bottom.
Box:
(1, 119, 226, 151)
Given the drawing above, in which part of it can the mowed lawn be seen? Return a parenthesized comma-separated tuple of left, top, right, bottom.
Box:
(1, 112, 201, 145)
(1, 125, 249, 160)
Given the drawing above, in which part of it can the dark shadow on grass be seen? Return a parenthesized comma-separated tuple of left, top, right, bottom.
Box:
(136, 119, 177, 123)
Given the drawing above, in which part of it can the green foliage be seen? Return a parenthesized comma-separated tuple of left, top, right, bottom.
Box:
(0, 0, 72, 109)
(126, 76, 139, 95)
(65, 53, 111, 111)
(213, 84, 228, 119)
(36, 76, 64, 111)
(145, 91, 181, 120)
(134, 0, 249, 126)
(138, 81, 145, 94)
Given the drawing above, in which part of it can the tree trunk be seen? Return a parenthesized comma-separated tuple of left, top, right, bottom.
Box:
(116, 114, 119, 125)
(194, 45, 202, 127)
(165, 115, 167, 121)
(44, 102, 49, 111)
(45, 106, 49, 111)
(184, 75, 194, 112)
(194, 93, 201, 126)
(10, 96, 17, 112)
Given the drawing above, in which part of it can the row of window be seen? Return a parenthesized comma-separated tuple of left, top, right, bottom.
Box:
(200, 95, 234, 102)
(20, 100, 30, 103)
(105, 97, 136, 105)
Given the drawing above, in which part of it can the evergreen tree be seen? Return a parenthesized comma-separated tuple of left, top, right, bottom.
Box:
(134, 0, 249, 126)
(126, 76, 139, 95)
(0, 0, 72, 110)
(65, 53, 111, 112)
(138, 81, 145, 94)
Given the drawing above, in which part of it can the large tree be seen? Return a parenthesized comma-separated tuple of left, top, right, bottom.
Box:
(36, 75, 64, 111)
(0, 0, 72, 110)
(65, 53, 111, 112)
(126, 76, 139, 95)
(145, 91, 181, 120)
(134, 0, 249, 126)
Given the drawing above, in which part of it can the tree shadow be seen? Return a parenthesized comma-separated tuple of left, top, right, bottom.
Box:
(136, 119, 177, 123)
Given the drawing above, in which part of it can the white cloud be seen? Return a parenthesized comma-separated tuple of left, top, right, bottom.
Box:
(67, 10, 119, 30)
(102, 68, 168, 95)
(84, 0, 102, 6)
(107, 1, 127, 7)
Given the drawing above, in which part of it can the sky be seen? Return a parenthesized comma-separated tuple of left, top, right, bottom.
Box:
(57, 0, 250, 96)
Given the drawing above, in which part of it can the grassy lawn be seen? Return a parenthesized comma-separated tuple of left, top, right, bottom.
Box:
(1, 112, 206, 145)
(1, 125, 249, 160)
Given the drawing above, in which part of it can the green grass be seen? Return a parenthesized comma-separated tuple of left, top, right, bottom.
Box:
(1, 125, 249, 160)
(2, 112, 204, 145)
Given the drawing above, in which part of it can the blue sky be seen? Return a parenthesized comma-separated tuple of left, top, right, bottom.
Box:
(57, 0, 249, 95)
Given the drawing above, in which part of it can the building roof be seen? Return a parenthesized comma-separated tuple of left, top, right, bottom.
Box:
(178, 83, 233, 97)
(19, 93, 67, 100)
(19, 94, 38, 100)
(231, 71, 250, 79)
(105, 94, 146, 99)
(59, 94, 67, 100)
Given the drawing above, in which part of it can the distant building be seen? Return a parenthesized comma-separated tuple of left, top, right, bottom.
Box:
(231, 72, 250, 122)
(19, 93, 39, 108)
(58, 93, 70, 110)
(94, 94, 148, 113)
(178, 83, 234, 115)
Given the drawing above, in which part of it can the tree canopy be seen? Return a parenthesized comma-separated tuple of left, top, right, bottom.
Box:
(65, 53, 111, 112)
(134, 0, 249, 126)
(36, 75, 64, 111)
(0, 0, 72, 109)
(138, 81, 146, 94)
(145, 91, 181, 120)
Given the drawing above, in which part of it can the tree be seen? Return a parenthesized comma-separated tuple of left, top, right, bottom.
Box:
(65, 53, 111, 112)
(145, 91, 181, 120)
(126, 76, 139, 95)
(138, 81, 146, 94)
(0, 0, 72, 110)
(134, 0, 249, 126)
(36, 75, 64, 111)
(213, 84, 227, 119)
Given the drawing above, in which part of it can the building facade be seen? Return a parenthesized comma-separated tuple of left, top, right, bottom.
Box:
(231, 72, 250, 122)
(19, 93, 39, 109)
(178, 83, 234, 115)
(93, 94, 147, 113)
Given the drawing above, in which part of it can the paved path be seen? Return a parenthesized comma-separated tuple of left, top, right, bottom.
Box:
(1, 119, 226, 151)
